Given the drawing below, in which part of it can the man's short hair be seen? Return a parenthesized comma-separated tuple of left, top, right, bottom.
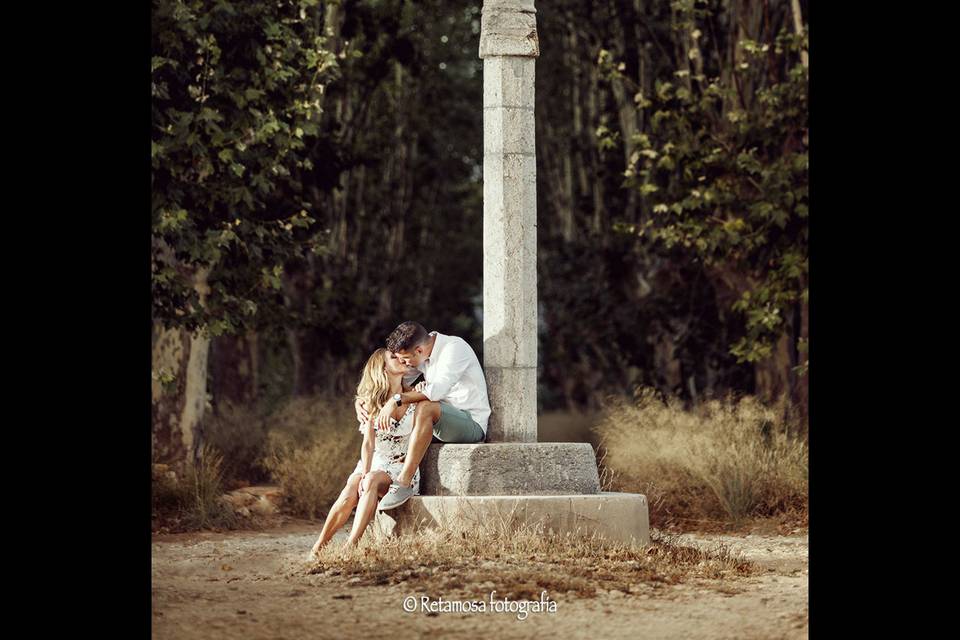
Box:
(386, 321, 429, 353)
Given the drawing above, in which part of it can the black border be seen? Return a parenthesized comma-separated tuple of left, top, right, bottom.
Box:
(31, 0, 919, 635)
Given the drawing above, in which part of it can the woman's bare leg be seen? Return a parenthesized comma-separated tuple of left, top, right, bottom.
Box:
(310, 473, 362, 556)
(346, 471, 392, 546)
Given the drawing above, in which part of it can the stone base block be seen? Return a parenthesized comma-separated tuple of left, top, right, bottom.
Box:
(420, 442, 601, 495)
(373, 492, 650, 547)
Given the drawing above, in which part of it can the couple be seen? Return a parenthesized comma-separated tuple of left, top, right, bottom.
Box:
(310, 321, 490, 557)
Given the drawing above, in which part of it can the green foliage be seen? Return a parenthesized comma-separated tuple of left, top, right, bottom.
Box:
(152, 0, 339, 335)
(605, 5, 808, 365)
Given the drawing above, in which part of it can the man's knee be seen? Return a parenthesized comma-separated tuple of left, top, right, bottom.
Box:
(414, 400, 441, 423)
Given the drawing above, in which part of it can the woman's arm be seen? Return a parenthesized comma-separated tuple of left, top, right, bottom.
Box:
(360, 423, 374, 475)
(358, 423, 375, 497)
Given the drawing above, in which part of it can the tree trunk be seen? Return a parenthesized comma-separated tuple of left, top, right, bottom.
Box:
(789, 0, 808, 69)
(706, 262, 793, 408)
(151, 268, 212, 472)
(608, 0, 639, 222)
(210, 331, 259, 408)
(152, 324, 210, 472)
(795, 295, 809, 425)
(753, 331, 791, 406)
(653, 331, 683, 394)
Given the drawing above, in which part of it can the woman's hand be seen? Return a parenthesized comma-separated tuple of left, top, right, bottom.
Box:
(375, 402, 394, 430)
(415, 380, 427, 393)
(358, 472, 367, 498)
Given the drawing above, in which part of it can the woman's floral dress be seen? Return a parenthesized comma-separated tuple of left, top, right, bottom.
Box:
(352, 402, 420, 496)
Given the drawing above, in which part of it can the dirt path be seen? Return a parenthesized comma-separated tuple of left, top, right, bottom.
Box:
(152, 518, 808, 639)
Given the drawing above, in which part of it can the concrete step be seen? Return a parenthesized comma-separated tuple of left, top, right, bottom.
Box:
(374, 492, 650, 546)
(419, 442, 601, 495)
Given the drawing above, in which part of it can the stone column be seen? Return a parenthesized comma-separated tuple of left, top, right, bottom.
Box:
(480, 0, 539, 443)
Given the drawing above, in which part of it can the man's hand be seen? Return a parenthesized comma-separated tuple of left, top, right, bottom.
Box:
(355, 398, 370, 425)
(375, 402, 394, 430)
(415, 380, 427, 393)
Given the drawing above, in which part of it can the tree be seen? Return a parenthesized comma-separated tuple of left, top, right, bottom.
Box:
(151, 0, 339, 468)
(603, 0, 808, 411)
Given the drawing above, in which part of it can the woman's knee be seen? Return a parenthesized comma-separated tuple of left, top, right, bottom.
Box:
(347, 473, 363, 493)
(362, 471, 390, 492)
(338, 476, 361, 504)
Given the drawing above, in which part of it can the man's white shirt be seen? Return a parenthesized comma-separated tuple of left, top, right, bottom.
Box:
(401, 331, 491, 434)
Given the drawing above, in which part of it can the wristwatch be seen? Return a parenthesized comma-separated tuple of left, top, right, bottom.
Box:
(394, 393, 402, 407)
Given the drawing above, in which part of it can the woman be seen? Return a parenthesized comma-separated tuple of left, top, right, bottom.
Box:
(309, 347, 422, 558)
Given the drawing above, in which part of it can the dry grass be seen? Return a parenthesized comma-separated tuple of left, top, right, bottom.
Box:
(203, 400, 270, 485)
(307, 517, 757, 600)
(262, 395, 360, 520)
(152, 444, 240, 532)
(594, 388, 808, 528)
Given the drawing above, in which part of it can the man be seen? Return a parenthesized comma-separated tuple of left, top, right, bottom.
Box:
(355, 321, 490, 510)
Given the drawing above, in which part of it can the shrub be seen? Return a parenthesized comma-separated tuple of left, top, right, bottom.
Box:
(152, 444, 239, 532)
(262, 395, 360, 520)
(203, 400, 270, 486)
(594, 388, 807, 526)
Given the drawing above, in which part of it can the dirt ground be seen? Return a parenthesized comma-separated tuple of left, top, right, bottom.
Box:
(152, 517, 808, 640)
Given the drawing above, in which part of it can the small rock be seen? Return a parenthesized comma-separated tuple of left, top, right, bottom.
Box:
(250, 496, 279, 516)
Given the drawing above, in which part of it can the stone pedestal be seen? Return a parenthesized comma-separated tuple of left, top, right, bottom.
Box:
(375, 443, 651, 546)
(420, 442, 601, 495)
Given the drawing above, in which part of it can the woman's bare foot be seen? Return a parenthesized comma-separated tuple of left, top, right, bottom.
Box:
(307, 539, 327, 562)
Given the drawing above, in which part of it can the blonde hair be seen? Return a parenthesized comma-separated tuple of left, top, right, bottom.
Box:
(356, 348, 392, 417)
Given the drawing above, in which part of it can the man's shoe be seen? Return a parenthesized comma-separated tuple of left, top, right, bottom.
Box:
(378, 483, 414, 510)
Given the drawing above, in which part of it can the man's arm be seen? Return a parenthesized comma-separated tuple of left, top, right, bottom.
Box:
(402, 371, 424, 392)
(397, 379, 429, 405)
(355, 397, 369, 424)
(398, 390, 429, 405)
